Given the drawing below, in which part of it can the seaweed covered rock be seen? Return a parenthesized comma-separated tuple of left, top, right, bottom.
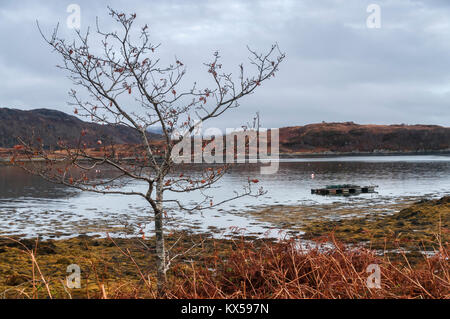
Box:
(302, 196, 449, 251)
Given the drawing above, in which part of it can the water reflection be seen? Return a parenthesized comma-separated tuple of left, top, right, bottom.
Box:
(0, 155, 449, 238)
(0, 166, 75, 199)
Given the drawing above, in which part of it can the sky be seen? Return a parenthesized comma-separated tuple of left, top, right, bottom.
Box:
(1, 0, 450, 129)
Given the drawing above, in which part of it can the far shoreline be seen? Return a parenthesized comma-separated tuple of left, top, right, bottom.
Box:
(278, 149, 450, 158)
(1, 149, 449, 166)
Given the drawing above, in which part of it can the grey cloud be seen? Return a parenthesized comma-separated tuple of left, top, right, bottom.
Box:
(0, 0, 449, 129)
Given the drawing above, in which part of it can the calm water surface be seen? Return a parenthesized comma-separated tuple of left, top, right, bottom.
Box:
(0, 155, 449, 238)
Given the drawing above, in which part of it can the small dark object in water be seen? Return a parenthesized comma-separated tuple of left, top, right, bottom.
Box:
(311, 184, 378, 196)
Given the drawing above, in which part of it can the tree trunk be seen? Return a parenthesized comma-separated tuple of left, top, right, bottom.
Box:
(155, 179, 166, 296)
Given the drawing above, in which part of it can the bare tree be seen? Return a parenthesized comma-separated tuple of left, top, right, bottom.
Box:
(14, 8, 284, 294)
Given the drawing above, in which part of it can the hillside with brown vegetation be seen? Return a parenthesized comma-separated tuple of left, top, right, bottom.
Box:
(0, 108, 161, 150)
(1, 109, 449, 157)
(278, 122, 450, 154)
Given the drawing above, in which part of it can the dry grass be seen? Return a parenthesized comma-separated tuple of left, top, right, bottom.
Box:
(1, 234, 448, 299)
(165, 236, 449, 299)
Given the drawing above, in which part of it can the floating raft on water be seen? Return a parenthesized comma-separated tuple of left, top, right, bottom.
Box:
(311, 184, 378, 195)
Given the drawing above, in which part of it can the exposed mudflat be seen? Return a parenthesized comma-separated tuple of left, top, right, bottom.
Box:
(0, 197, 448, 298)
(246, 196, 449, 251)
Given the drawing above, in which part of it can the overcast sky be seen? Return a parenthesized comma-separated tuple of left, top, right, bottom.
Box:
(1, 0, 449, 128)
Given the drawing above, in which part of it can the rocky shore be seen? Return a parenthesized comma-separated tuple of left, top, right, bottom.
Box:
(0, 196, 448, 298)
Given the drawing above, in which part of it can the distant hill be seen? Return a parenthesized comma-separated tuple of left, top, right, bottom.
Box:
(0, 108, 161, 148)
(0, 109, 448, 154)
(278, 122, 450, 154)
